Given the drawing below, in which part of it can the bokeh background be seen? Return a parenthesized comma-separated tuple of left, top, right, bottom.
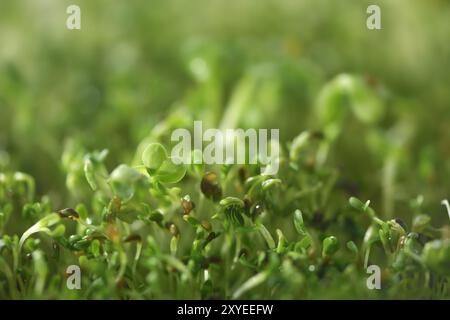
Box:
(1, 0, 449, 224)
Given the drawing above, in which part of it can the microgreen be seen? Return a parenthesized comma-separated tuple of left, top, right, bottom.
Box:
(1, 64, 449, 300)
(2, 127, 448, 299)
(19, 213, 62, 250)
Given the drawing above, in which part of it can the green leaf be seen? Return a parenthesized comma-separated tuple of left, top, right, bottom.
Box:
(346, 241, 358, 255)
(154, 157, 187, 184)
(232, 270, 270, 299)
(229, 209, 244, 226)
(349, 77, 384, 124)
(276, 229, 287, 254)
(322, 236, 339, 257)
(316, 75, 349, 140)
(261, 178, 282, 190)
(295, 236, 312, 252)
(109, 165, 142, 201)
(51, 224, 66, 238)
(289, 131, 312, 161)
(379, 228, 391, 253)
(19, 213, 61, 250)
(84, 158, 98, 190)
(183, 214, 201, 227)
(219, 197, 244, 208)
(257, 223, 275, 249)
(142, 143, 168, 173)
(349, 197, 369, 212)
(170, 236, 178, 256)
(220, 197, 245, 226)
(91, 239, 100, 258)
(293, 209, 306, 235)
(117, 206, 139, 224)
(75, 203, 88, 220)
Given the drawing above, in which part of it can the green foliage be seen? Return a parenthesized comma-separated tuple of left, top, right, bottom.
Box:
(0, 0, 450, 300)
(1, 127, 448, 299)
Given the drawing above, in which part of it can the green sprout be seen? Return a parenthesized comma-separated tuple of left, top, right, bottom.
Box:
(1, 31, 449, 301)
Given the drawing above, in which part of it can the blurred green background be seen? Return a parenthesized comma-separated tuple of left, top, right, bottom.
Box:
(1, 0, 449, 222)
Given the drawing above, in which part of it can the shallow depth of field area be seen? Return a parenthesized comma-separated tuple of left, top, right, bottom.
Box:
(0, 0, 449, 299)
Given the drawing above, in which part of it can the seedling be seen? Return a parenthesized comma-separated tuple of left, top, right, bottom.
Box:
(1, 75, 449, 300)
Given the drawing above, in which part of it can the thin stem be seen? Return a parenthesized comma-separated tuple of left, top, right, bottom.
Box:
(441, 199, 450, 220)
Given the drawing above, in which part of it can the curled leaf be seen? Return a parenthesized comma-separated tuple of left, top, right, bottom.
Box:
(19, 213, 61, 250)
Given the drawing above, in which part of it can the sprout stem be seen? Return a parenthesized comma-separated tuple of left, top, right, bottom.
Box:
(441, 199, 450, 220)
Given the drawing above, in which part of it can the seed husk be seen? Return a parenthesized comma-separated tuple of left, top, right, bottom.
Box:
(181, 195, 195, 215)
(200, 172, 222, 202)
(58, 208, 79, 220)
